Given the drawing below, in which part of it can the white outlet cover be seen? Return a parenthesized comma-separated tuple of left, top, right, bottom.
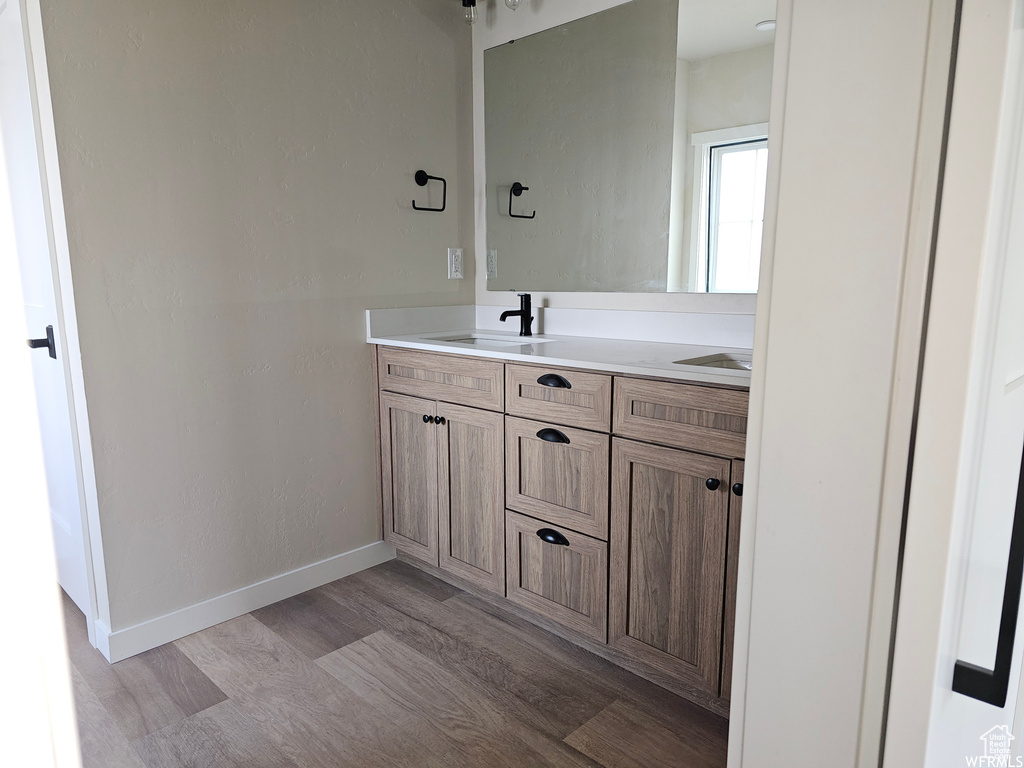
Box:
(448, 247, 464, 279)
(487, 249, 498, 279)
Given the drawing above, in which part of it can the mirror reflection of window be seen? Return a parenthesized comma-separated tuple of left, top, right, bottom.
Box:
(706, 139, 767, 293)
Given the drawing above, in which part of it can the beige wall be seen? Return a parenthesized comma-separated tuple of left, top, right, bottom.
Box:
(687, 44, 775, 135)
(41, 0, 474, 630)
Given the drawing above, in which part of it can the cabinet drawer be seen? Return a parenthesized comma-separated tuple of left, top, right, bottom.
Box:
(613, 377, 749, 457)
(506, 511, 608, 643)
(506, 364, 612, 431)
(505, 416, 610, 540)
(377, 347, 504, 412)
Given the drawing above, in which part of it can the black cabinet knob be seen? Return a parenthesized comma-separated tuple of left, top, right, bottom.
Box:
(732, 483, 744, 497)
(436, 416, 446, 426)
(423, 415, 434, 424)
(705, 478, 721, 491)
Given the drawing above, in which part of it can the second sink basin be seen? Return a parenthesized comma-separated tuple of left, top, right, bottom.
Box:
(674, 352, 753, 371)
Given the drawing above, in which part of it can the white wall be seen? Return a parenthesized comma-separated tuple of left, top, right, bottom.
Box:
(39, 0, 475, 632)
(732, 0, 947, 765)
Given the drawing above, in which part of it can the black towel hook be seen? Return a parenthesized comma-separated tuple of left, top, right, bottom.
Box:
(508, 182, 536, 219)
(412, 170, 446, 212)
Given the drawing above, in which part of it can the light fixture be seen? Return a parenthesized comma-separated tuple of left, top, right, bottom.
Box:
(462, 0, 477, 24)
(505, 0, 521, 10)
(755, 19, 776, 31)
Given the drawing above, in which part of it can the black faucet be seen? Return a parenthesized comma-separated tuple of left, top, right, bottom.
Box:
(500, 293, 534, 337)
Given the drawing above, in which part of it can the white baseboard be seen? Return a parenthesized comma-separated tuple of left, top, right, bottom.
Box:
(95, 540, 396, 663)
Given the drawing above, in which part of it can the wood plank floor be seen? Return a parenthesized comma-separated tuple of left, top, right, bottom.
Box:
(64, 559, 728, 768)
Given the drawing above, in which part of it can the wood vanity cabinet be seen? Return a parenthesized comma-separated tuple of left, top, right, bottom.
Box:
(375, 345, 748, 713)
(378, 350, 505, 595)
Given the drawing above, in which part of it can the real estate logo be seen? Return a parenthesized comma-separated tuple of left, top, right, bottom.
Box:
(967, 725, 1023, 767)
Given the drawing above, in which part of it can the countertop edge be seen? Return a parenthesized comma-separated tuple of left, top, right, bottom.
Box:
(367, 335, 751, 389)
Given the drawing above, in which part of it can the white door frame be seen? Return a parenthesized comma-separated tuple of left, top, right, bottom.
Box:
(15, 0, 107, 647)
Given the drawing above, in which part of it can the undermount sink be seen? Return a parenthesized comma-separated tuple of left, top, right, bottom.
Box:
(674, 352, 753, 371)
(434, 333, 553, 348)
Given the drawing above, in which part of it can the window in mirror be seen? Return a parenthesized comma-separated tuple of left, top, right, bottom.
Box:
(702, 137, 768, 293)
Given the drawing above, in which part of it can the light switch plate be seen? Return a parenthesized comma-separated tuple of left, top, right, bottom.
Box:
(448, 247, 463, 280)
(487, 249, 498, 279)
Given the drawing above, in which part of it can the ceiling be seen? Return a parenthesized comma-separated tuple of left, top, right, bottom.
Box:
(676, 0, 777, 61)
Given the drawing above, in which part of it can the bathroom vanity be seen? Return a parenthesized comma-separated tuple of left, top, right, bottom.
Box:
(369, 322, 750, 716)
(366, 0, 772, 715)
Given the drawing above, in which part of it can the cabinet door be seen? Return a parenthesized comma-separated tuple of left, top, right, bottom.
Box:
(609, 438, 731, 694)
(437, 403, 505, 594)
(720, 459, 744, 703)
(380, 392, 439, 565)
(505, 416, 610, 539)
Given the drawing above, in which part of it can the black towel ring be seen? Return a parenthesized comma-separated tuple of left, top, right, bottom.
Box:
(413, 170, 446, 212)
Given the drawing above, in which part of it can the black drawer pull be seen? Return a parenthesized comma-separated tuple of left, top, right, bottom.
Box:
(423, 414, 434, 424)
(536, 428, 570, 444)
(732, 483, 743, 497)
(536, 528, 570, 546)
(537, 373, 571, 389)
(705, 478, 721, 491)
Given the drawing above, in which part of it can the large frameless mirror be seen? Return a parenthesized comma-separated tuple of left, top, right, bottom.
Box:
(484, 0, 776, 293)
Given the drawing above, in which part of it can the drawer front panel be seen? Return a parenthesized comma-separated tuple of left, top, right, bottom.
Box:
(506, 364, 612, 431)
(505, 416, 610, 540)
(505, 511, 608, 642)
(613, 377, 749, 457)
(378, 347, 504, 411)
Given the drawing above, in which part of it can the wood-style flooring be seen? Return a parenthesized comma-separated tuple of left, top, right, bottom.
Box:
(64, 559, 728, 768)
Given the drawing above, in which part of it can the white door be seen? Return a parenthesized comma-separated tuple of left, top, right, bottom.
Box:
(883, 0, 1024, 764)
(0, 0, 89, 613)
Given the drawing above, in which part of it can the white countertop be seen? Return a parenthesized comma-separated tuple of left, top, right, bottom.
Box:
(367, 328, 752, 387)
